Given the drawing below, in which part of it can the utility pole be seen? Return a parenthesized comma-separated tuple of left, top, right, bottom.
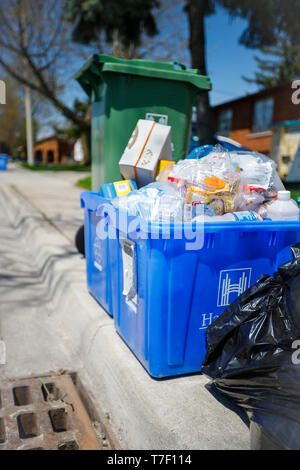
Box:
(25, 86, 34, 165)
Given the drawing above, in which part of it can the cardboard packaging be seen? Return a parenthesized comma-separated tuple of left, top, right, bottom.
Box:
(100, 180, 137, 199)
(119, 119, 172, 187)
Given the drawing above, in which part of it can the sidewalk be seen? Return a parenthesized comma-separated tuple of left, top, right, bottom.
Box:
(0, 163, 250, 450)
(0, 164, 86, 242)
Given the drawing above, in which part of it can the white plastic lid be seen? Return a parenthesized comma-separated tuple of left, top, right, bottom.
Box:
(278, 191, 291, 201)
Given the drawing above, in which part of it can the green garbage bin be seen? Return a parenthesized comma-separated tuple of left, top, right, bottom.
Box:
(76, 54, 211, 189)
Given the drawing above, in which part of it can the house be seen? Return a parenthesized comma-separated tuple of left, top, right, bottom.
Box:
(212, 82, 300, 179)
(33, 135, 74, 164)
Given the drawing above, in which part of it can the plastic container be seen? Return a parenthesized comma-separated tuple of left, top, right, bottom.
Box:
(0, 154, 8, 171)
(80, 191, 118, 317)
(75, 54, 211, 189)
(108, 211, 300, 378)
(266, 191, 300, 221)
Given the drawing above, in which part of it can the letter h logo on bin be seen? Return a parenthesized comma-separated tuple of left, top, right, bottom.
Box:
(217, 268, 252, 307)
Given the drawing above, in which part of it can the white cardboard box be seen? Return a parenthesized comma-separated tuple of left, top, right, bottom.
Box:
(119, 119, 172, 187)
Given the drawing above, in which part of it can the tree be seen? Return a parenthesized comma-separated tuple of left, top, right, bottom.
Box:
(185, 0, 215, 145)
(65, 0, 159, 53)
(65, 0, 188, 63)
(243, 35, 300, 89)
(67, 0, 300, 145)
(185, 0, 300, 144)
(0, 77, 24, 155)
(0, 0, 91, 160)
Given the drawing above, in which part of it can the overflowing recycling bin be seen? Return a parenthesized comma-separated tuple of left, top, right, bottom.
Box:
(76, 54, 211, 189)
(0, 154, 8, 171)
(113, 217, 300, 377)
(78, 54, 300, 379)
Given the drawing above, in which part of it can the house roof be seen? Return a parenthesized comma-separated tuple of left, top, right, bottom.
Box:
(212, 82, 292, 110)
(35, 135, 61, 145)
(34, 135, 75, 146)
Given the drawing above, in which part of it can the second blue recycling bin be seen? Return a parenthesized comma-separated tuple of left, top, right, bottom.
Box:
(81, 191, 118, 317)
(0, 154, 8, 171)
(109, 214, 300, 378)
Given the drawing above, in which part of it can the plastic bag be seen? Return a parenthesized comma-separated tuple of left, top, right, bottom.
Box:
(168, 146, 241, 215)
(202, 244, 300, 450)
(112, 182, 186, 223)
(234, 184, 266, 212)
(201, 148, 285, 193)
(187, 145, 214, 160)
(156, 162, 175, 183)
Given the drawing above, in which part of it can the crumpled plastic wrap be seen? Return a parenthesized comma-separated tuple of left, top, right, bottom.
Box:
(114, 145, 286, 223)
(112, 182, 186, 223)
(234, 182, 266, 212)
(196, 146, 285, 216)
(201, 148, 284, 192)
(167, 146, 241, 215)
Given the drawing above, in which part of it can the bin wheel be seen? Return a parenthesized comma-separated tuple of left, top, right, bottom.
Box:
(75, 225, 85, 257)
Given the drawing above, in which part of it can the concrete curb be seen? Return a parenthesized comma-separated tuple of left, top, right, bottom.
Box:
(0, 184, 250, 450)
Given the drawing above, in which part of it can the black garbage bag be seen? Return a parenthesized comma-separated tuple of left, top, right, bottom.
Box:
(202, 244, 300, 450)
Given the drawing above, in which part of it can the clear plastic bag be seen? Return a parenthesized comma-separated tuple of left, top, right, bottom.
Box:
(221, 150, 280, 192)
(199, 147, 286, 214)
(200, 148, 285, 193)
(156, 162, 175, 183)
(187, 145, 214, 160)
(167, 146, 241, 215)
(112, 182, 186, 223)
(234, 182, 266, 212)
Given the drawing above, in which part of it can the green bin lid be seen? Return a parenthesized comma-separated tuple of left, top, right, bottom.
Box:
(76, 54, 211, 98)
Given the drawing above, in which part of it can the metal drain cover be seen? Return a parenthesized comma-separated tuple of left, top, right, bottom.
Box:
(0, 374, 102, 450)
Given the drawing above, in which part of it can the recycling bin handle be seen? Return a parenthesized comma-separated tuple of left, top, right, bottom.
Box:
(171, 61, 187, 70)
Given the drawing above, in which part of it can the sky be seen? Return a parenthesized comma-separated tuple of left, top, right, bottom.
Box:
(205, 6, 262, 106)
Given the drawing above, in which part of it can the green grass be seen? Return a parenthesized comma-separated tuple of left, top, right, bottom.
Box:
(21, 162, 91, 172)
(285, 183, 300, 200)
(76, 175, 92, 190)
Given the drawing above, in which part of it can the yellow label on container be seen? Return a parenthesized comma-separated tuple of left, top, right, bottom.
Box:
(114, 180, 133, 196)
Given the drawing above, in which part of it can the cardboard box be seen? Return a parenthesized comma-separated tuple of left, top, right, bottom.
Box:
(119, 119, 172, 187)
(100, 180, 137, 199)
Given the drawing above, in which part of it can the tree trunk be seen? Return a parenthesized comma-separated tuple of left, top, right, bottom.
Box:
(186, 0, 215, 146)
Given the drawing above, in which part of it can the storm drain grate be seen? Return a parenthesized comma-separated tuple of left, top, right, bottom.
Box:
(0, 374, 103, 450)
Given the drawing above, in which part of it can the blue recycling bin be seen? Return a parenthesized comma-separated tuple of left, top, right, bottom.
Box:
(110, 214, 300, 378)
(80, 191, 118, 317)
(0, 154, 8, 171)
